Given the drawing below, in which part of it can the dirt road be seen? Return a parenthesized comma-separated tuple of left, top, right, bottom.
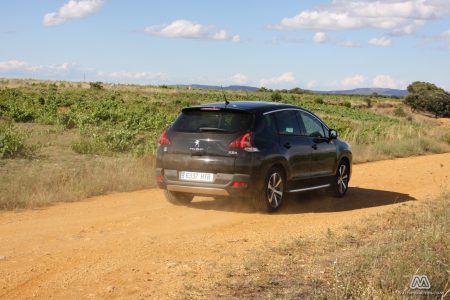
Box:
(1, 153, 449, 299)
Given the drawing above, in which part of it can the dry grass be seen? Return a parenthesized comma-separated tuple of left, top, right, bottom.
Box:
(330, 193, 449, 299)
(348, 124, 450, 163)
(181, 193, 449, 299)
(0, 155, 154, 209)
(0, 123, 155, 209)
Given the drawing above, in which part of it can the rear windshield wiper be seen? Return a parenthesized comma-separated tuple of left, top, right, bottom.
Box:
(199, 127, 230, 133)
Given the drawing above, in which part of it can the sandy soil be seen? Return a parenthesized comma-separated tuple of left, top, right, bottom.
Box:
(0, 153, 449, 299)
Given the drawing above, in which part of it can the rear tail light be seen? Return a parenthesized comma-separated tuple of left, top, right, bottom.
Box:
(155, 175, 164, 183)
(159, 129, 170, 145)
(229, 132, 259, 152)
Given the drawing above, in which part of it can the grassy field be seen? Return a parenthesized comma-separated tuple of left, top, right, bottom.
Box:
(180, 192, 449, 299)
(1, 79, 450, 209)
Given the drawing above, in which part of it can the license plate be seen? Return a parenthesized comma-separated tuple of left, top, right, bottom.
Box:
(179, 171, 214, 182)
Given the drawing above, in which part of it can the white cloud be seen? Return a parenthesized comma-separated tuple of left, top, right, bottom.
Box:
(270, 0, 450, 36)
(368, 36, 392, 47)
(438, 29, 450, 49)
(0, 60, 166, 84)
(335, 39, 361, 48)
(43, 0, 104, 26)
(144, 20, 240, 42)
(442, 29, 450, 39)
(0, 60, 75, 73)
(372, 74, 406, 89)
(307, 80, 318, 89)
(230, 73, 248, 84)
(311, 32, 360, 47)
(97, 71, 165, 81)
(313, 32, 327, 43)
(0, 60, 29, 71)
(341, 74, 366, 87)
(259, 72, 295, 87)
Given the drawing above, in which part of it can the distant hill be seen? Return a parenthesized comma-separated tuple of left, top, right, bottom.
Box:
(315, 88, 407, 97)
(175, 84, 407, 97)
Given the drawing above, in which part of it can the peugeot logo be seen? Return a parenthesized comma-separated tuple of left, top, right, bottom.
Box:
(189, 139, 204, 151)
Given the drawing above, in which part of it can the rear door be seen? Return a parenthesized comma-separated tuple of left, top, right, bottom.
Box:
(272, 110, 312, 180)
(162, 108, 253, 174)
(297, 111, 337, 177)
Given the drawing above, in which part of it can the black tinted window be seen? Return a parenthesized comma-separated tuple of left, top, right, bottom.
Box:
(274, 110, 301, 135)
(172, 110, 252, 133)
(298, 112, 326, 138)
(255, 114, 278, 136)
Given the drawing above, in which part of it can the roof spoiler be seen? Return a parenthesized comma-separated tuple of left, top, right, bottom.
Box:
(181, 105, 251, 113)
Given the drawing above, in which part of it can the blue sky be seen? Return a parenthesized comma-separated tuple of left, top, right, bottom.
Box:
(1, 0, 450, 90)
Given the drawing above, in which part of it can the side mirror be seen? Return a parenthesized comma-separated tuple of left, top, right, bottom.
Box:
(329, 129, 338, 140)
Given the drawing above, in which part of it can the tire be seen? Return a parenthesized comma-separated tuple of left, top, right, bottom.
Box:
(331, 160, 349, 197)
(253, 167, 286, 212)
(163, 190, 194, 205)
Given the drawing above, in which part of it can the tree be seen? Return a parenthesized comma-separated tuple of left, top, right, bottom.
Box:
(405, 81, 450, 118)
(89, 81, 103, 90)
(257, 87, 271, 92)
(271, 91, 282, 102)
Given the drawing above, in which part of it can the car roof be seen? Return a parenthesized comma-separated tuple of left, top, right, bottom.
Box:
(183, 101, 302, 114)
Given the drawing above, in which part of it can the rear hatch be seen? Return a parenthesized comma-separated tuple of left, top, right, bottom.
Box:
(161, 107, 254, 174)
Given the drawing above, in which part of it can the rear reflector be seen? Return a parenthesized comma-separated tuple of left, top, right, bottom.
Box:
(155, 175, 164, 183)
(232, 181, 248, 188)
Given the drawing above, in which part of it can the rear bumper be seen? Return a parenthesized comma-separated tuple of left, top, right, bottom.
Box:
(155, 168, 254, 197)
(167, 185, 229, 196)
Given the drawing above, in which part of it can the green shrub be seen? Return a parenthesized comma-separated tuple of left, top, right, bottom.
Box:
(103, 128, 138, 152)
(394, 106, 406, 117)
(443, 132, 450, 145)
(0, 124, 34, 158)
(57, 112, 77, 129)
(71, 138, 102, 154)
(89, 81, 103, 90)
(343, 101, 351, 108)
(9, 103, 35, 122)
(271, 92, 282, 102)
(314, 98, 324, 104)
(72, 127, 138, 155)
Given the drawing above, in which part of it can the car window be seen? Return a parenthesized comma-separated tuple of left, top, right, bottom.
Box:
(255, 114, 278, 136)
(172, 110, 252, 133)
(298, 112, 326, 138)
(273, 110, 301, 135)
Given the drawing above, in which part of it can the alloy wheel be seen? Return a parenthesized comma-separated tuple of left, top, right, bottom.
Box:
(337, 163, 349, 195)
(267, 172, 283, 208)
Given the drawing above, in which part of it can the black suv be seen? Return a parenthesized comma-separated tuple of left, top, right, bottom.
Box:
(156, 101, 352, 212)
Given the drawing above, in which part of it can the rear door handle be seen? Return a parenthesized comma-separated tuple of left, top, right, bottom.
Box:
(283, 142, 291, 149)
(312, 144, 318, 150)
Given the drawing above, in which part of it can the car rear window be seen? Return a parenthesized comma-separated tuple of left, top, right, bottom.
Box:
(172, 110, 253, 133)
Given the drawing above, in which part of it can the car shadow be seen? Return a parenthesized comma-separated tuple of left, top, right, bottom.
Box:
(187, 187, 416, 214)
